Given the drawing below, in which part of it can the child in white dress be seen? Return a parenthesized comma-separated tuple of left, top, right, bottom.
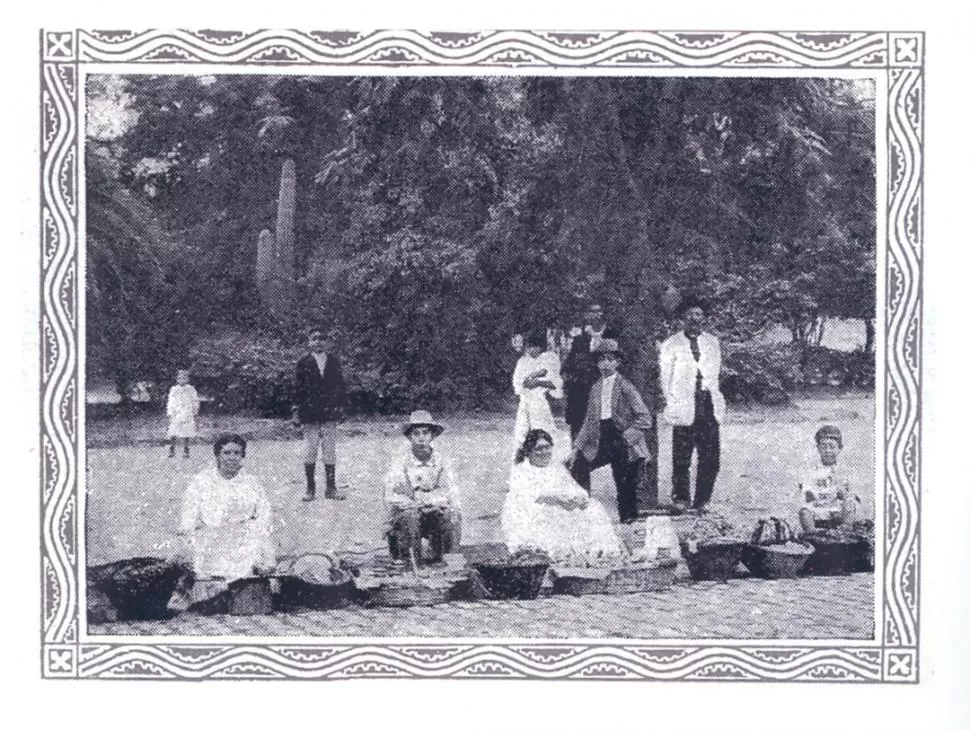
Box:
(167, 369, 200, 458)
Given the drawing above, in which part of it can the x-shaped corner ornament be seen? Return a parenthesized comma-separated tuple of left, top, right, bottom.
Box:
(45, 645, 77, 677)
(891, 35, 922, 66)
(45, 32, 74, 60)
(885, 650, 916, 681)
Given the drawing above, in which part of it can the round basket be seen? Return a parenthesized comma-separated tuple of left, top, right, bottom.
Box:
(275, 554, 357, 611)
(741, 542, 815, 579)
(473, 563, 549, 600)
(679, 539, 745, 582)
(88, 557, 190, 621)
(801, 533, 872, 576)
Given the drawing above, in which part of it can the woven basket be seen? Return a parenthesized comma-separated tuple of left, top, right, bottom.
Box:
(552, 567, 610, 597)
(473, 563, 549, 600)
(88, 557, 190, 621)
(605, 560, 678, 593)
(370, 575, 454, 608)
(226, 578, 274, 616)
(741, 542, 815, 579)
(275, 554, 357, 611)
(680, 539, 745, 581)
(800, 534, 870, 576)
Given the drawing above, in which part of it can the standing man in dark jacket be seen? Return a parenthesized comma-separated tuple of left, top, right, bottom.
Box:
(562, 302, 621, 443)
(293, 325, 347, 501)
(567, 339, 652, 523)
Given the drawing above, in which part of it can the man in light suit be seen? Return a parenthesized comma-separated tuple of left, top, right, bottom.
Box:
(659, 297, 726, 513)
(567, 339, 652, 523)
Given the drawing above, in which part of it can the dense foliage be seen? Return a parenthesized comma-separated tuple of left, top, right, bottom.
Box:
(85, 75, 876, 411)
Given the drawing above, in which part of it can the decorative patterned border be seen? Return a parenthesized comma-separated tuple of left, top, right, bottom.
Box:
(39, 29, 924, 681)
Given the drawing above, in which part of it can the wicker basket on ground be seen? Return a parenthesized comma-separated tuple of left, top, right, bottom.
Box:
(274, 554, 358, 611)
(800, 532, 870, 576)
(679, 538, 746, 581)
(741, 542, 815, 579)
(354, 554, 470, 608)
(552, 559, 679, 597)
(462, 546, 550, 601)
(606, 560, 678, 593)
(368, 574, 455, 608)
(741, 517, 815, 579)
(87, 557, 190, 622)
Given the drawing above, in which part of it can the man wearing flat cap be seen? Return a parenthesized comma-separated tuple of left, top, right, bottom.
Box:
(659, 296, 726, 513)
(567, 339, 652, 523)
(384, 411, 462, 566)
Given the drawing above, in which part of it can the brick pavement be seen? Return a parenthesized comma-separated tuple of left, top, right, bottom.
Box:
(91, 573, 874, 640)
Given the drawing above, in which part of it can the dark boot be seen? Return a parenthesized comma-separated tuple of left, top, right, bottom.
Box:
(302, 463, 316, 502)
(324, 464, 344, 500)
(168, 440, 176, 458)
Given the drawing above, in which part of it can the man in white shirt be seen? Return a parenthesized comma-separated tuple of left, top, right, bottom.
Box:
(659, 297, 726, 513)
(384, 411, 462, 567)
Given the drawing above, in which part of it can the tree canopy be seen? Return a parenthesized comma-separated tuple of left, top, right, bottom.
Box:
(85, 74, 876, 410)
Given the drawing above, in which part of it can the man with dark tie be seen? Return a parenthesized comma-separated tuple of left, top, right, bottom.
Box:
(562, 302, 621, 443)
(659, 297, 726, 513)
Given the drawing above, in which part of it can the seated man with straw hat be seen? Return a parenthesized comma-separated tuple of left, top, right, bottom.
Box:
(384, 411, 463, 568)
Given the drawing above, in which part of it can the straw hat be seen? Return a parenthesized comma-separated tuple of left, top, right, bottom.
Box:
(402, 410, 445, 437)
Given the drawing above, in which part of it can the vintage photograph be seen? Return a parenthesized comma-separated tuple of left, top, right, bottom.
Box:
(39, 30, 923, 680)
(84, 70, 878, 639)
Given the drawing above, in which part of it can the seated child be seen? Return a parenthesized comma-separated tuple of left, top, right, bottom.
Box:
(384, 411, 462, 568)
(797, 425, 861, 534)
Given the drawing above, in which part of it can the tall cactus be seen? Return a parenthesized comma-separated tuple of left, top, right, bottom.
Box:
(256, 228, 275, 306)
(274, 158, 296, 314)
(256, 158, 296, 320)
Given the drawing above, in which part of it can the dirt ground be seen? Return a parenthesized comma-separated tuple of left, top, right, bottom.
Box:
(84, 395, 875, 566)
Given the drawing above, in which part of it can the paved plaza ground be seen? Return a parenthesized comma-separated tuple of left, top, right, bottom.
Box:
(85, 395, 875, 640)
(91, 573, 874, 640)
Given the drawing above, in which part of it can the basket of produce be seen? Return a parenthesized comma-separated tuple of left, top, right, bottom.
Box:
(354, 554, 470, 608)
(847, 519, 876, 573)
(742, 542, 815, 579)
(470, 548, 550, 600)
(741, 517, 815, 579)
(275, 553, 357, 611)
(800, 521, 873, 576)
(87, 557, 191, 622)
(675, 515, 746, 582)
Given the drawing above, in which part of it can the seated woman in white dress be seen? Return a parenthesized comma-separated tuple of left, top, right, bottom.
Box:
(501, 429, 627, 567)
(177, 433, 276, 582)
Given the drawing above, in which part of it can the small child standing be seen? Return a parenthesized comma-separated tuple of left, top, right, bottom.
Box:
(797, 425, 860, 534)
(166, 369, 200, 458)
